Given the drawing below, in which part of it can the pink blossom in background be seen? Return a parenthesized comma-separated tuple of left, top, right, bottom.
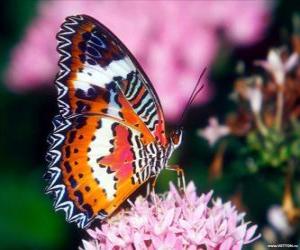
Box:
(5, 1, 272, 121)
(198, 117, 230, 146)
(255, 49, 299, 85)
(267, 205, 295, 238)
(80, 182, 260, 250)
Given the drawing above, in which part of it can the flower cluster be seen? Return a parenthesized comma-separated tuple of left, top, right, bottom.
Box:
(200, 45, 300, 168)
(80, 182, 260, 250)
(5, 0, 271, 120)
(200, 47, 300, 143)
(198, 15, 300, 247)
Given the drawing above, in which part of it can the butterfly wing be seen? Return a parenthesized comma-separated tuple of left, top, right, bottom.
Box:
(46, 114, 151, 228)
(46, 15, 167, 228)
(56, 15, 167, 145)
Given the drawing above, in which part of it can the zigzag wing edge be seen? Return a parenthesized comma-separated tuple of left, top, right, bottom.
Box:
(45, 114, 97, 228)
(55, 15, 84, 118)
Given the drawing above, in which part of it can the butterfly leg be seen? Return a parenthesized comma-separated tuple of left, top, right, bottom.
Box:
(166, 165, 186, 193)
(146, 176, 158, 197)
(146, 176, 159, 207)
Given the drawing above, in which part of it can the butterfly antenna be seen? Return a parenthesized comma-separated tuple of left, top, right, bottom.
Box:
(179, 67, 207, 125)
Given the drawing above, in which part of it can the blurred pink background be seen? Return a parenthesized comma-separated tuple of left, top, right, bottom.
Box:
(5, 1, 272, 121)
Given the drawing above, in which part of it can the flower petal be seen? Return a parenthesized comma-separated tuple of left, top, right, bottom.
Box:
(80, 240, 97, 250)
(154, 208, 175, 235)
(267, 49, 283, 71)
(219, 237, 234, 250)
(244, 225, 258, 241)
(284, 53, 299, 71)
(233, 224, 247, 240)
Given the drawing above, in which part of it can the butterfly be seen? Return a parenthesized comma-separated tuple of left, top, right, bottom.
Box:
(45, 14, 204, 229)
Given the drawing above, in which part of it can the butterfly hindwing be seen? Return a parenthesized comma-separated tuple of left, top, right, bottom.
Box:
(46, 114, 152, 228)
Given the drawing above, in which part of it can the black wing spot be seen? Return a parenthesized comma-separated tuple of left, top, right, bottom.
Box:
(74, 190, 83, 205)
(82, 31, 91, 41)
(68, 130, 77, 143)
(106, 167, 114, 174)
(69, 175, 77, 188)
(65, 146, 71, 158)
(75, 116, 87, 129)
(83, 204, 94, 218)
(96, 120, 102, 129)
(76, 101, 90, 113)
(64, 161, 72, 173)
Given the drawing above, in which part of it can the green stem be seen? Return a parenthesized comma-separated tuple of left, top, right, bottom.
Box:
(275, 88, 284, 131)
(254, 112, 268, 136)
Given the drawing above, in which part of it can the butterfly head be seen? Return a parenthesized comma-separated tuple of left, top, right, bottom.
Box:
(170, 127, 183, 150)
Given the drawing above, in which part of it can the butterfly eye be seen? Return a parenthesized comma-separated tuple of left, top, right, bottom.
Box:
(170, 128, 183, 147)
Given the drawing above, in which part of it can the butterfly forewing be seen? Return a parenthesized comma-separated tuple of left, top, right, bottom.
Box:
(46, 15, 168, 228)
(56, 15, 167, 145)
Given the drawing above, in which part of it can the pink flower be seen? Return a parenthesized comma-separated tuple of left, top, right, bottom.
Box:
(198, 117, 230, 145)
(255, 49, 299, 85)
(5, 1, 272, 121)
(80, 182, 260, 250)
